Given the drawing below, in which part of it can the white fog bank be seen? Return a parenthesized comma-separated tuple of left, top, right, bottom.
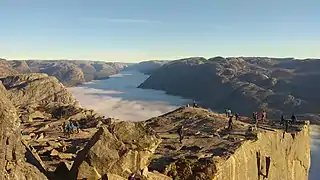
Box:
(68, 70, 191, 121)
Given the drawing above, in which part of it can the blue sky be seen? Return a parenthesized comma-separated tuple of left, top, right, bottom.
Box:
(0, 0, 319, 62)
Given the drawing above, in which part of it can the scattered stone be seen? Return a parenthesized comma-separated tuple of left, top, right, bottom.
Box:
(47, 141, 63, 149)
(50, 149, 59, 157)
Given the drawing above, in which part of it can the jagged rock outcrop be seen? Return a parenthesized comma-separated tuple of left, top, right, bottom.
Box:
(0, 59, 18, 77)
(0, 73, 78, 107)
(139, 57, 320, 123)
(9, 60, 31, 73)
(0, 80, 47, 180)
(70, 122, 162, 179)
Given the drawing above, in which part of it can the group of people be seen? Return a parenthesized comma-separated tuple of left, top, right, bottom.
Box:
(63, 120, 81, 135)
(252, 111, 267, 124)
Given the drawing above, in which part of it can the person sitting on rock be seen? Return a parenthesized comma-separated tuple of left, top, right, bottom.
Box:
(70, 121, 75, 134)
(228, 115, 233, 130)
(63, 122, 68, 135)
(291, 113, 296, 124)
(75, 121, 81, 133)
(177, 125, 184, 144)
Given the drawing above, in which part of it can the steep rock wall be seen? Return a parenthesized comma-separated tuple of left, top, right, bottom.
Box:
(213, 123, 310, 180)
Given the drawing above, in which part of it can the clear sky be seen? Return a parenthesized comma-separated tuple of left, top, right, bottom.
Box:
(1, 0, 319, 62)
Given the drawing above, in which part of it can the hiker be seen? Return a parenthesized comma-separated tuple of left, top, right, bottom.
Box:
(128, 173, 135, 180)
(235, 113, 239, 121)
(228, 115, 233, 130)
(66, 121, 75, 135)
(280, 115, 285, 126)
(252, 112, 256, 122)
(261, 111, 266, 122)
(225, 109, 232, 117)
(291, 113, 296, 124)
(63, 122, 68, 135)
(75, 121, 81, 133)
(253, 112, 258, 124)
(177, 125, 184, 144)
(285, 119, 289, 132)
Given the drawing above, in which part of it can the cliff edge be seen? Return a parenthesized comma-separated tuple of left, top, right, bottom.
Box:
(145, 107, 310, 180)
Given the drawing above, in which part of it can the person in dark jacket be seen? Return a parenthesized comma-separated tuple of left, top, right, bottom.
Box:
(177, 125, 184, 144)
(291, 113, 297, 124)
(228, 115, 233, 130)
(280, 115, 285, 126)
(235, 113, 239, 121)
(285, 119, 289, 132)
(75, 121, 81, 133)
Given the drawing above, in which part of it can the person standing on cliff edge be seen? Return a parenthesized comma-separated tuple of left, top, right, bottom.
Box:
(228, 115, 233, 130)
(291, 113, 296, 124)
(261, 110, 266, 122)
(235, 113, 239, 121)
(280, 114, 285, 126)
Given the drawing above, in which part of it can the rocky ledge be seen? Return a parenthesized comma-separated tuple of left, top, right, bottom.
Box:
(17, 105, 310, 180)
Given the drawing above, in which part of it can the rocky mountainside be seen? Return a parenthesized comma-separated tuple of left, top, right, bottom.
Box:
(24, 60, 127, 86)
(139, 57, 320, 123)
(0, 59, 128, 86)
(0, 58, 18, 77)
(124, 60, 168, 75)
(0, 82, 48, 180)
(0, 73, 78, 107)
(0, 71, 79, 179)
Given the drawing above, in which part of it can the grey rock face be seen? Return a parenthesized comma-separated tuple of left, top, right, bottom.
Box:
(0, 73, 78, 107)
(0, 82, 48, 180)
(139, 57, 320, 123)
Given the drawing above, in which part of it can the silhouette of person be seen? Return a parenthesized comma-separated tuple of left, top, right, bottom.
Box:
(177, 125, 184, 144)
(291, 113, 296, 124)
(228, 115, 233, 130)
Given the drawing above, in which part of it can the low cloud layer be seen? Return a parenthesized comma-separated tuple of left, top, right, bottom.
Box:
(68, 71, 191, 121)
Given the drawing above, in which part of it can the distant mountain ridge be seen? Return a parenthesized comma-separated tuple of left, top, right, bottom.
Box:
(0, 59, 128, 86)
(139, 56, 320, 123)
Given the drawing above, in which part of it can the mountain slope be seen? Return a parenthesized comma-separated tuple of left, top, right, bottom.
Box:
(139, 57, 320, 122)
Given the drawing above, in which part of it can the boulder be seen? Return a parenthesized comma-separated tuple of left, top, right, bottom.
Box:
(70, 122, 162, 179)
(29, 111, 45, 120)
